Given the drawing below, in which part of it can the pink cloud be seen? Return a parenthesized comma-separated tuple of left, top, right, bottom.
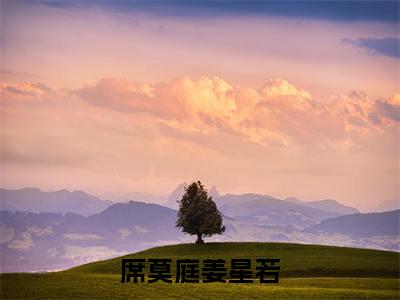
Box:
(0, 77, 398, 209)
(0, 82, 51, 99)
(74, 76, 399, 149)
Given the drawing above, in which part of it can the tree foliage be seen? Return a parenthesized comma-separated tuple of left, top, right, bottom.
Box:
(176, 181, 225, 244)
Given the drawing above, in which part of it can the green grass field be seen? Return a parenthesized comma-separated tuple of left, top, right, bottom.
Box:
(1, 242, 399, 299)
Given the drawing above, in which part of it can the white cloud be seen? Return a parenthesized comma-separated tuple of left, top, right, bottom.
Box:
(27, 225, 53, 236)
(62, 245, 128, 264)
(134, 225, 150, 234)
(48, 248, 59, 257)
(118, 228, 131, 239)
(142, 239, 184, 247)
(8, 232, 34, 251)
(63, 233, 103, 240)
(0, 225, 15, 244)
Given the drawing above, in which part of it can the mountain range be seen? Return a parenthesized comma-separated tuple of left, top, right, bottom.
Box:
(0, 201, 180, 272)
(0, 186, 398, 272)
(285, 197, 359, 215)
(375, 199, 400, 212)
(306, 209, 400, 237)
(0, 188, 111, 216)
(165, 183, 220, 209)
(215, 194, 348, 229)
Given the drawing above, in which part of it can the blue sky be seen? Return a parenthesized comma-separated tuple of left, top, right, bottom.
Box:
(38, 0, 399, 22)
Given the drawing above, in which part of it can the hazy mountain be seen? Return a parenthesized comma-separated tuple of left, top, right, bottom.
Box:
(165, 183, 221, 209)
(376, 199, 400, 212)
(216, 193, 269, 207)
(284, 197, 304, 205)
(215, 194, 341, 229)
(209, 186, 220, 199)
(1, 187, 398, 272)
(305, 210, 400, 237)
(0, 201, 181, 272)
(285, 197, 359, 215)
(305, 199, 358, 215)
(165, 182, 188, 209)
(88, 201, 178, 237)
(1, 199, 398, 272)
(0, 188, 112, 216)
(115, 192, 166, 204)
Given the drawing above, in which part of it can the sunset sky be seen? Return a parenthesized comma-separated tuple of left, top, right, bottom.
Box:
(1, 1, 399, 211)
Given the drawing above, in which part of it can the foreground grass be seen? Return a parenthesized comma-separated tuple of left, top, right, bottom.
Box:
(1, 274, 398, 299)
(1, 242, 399, 299)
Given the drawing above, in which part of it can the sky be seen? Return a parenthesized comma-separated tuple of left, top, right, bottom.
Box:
(0, 1, 399, 211)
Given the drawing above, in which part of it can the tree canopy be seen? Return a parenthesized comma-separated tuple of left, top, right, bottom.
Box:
(176, 181, 225, 244)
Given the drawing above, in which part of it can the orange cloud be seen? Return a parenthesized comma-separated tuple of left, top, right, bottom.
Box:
(0, 82, 51, 99)
(1, 77, 398, 209)
(74, 76, 399, 149)
(1, 76, 398, 157)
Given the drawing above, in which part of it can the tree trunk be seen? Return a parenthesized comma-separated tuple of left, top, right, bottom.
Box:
(195, 233, 204, 244)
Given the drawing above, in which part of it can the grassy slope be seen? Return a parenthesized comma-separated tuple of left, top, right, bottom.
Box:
(1, 242, 399, 299)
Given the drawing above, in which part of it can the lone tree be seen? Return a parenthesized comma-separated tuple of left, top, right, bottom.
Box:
(176, 181, 225, 244)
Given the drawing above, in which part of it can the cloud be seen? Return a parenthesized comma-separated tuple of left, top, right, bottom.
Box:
(61, 245, 128, 264)
(343, 37, 400, 59)
(63, 233, 103, 240)
(75, 76, 399, 148)
(375, 94, 400, 122)
(0, 82, 52, 98)
(142, 239, 184, 247)
(7, 232, 34, 252)
(0, 225, 15, 244)
(2, 77, 399, 152)
(27, 226, 53, 237)
(259, 78, 312, 101)
(3, 2, 397, 102)
(48, 248, 59, 257)
(118, 228, 131, 239)
(134, 225, 150, 234)
(75, 76, 244, 127)
(1, 77, 399, 208)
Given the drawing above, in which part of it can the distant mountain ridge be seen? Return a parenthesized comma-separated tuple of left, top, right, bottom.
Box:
(165, 184, 359, 218)
(1, 191, 398, 273)
(285, 197, 359, 215)
(165, 182, 188, 209)
(215, 193, 341, 229)
(376, 199, 400, 212)
(305, 210, 400, 237)
(0, 201, 180, 272)
(0, 186, 360, 219)
(0, 188, 112, 216)
(116, 192, 167, 204)
(165, 183, 220, 209)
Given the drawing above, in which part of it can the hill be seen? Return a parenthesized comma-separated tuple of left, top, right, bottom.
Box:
(71, 242, 399, 278)
(305, 210, 400, 237)
(1, 242, 399, 299)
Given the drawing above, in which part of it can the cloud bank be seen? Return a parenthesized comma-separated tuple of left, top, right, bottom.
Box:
(0, 76, 399, 210)
(75, 76, 399, 148)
